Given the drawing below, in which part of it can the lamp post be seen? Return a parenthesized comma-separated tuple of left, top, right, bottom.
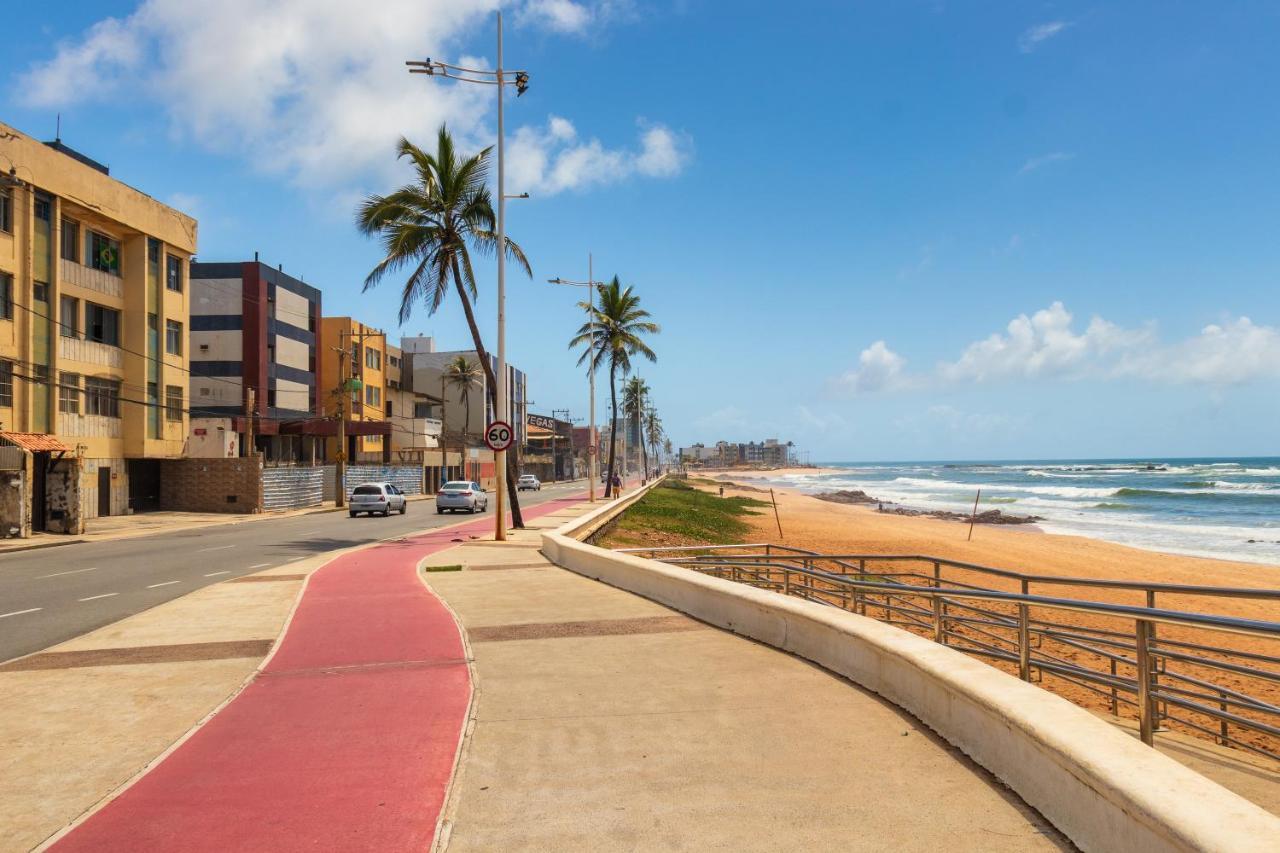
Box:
(406, 12, 529, 540)
(549, 254, 604, 502)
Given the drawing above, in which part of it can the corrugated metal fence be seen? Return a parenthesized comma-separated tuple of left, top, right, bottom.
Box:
(320, 465, 424, 501)
(262, 466, 326, 511)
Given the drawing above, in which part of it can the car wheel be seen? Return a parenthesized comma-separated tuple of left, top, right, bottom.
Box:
(399, 503, 407, 515)
(349, 511, 358, 518)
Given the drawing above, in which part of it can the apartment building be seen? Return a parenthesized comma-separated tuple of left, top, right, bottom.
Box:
(0, 122, 196, 533)
(385, 343, 443, 460)
(188, 260, 322, 462)
(317, 317, 391, 463)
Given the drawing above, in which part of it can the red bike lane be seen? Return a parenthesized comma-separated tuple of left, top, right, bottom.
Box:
(54, 496, 585, 852)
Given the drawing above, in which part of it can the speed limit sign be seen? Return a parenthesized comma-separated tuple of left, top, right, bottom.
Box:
(484, 420, 514, 452)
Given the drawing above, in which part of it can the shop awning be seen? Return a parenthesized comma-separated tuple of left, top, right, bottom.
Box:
(0, 432, 73, 453)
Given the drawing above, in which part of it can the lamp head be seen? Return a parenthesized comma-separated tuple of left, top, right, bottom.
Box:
(514, 71, 529, 96)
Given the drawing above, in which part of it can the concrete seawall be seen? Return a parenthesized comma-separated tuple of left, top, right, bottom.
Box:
(542, 478, 1280, 852)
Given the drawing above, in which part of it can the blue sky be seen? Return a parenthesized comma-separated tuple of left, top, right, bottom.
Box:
(4, 1, 1279, 461)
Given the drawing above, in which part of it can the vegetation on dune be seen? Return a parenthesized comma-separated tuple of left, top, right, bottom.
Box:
(596, 479, 770, 548)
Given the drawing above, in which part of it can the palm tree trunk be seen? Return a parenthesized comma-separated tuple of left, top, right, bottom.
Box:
(637, 416, 648, 483)
(606, 361, 619, 497)
(452, 275, 525, 528)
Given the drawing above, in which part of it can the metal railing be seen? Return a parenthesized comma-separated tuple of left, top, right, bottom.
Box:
(617, 543, 1280, 761)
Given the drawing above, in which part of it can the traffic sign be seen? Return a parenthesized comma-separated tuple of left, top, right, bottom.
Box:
(485, 421, 514, 452)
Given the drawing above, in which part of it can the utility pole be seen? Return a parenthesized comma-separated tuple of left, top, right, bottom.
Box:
(245, 387, 256, 457)
(333, 345, 348, 509)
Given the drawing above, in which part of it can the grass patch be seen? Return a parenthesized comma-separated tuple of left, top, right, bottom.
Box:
(423, 564, 463, 573)
(597, 479, 770, 548)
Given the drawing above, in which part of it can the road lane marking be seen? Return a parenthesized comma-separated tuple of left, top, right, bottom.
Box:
(0, 608, 41, 619)
(248, 563, 271, 569)
(204, 571, 231, 577)
(37, 567, 98, 579)
(78, 593, 118, 602)
(197, 545, 236, 552)
(146, 581, 181, 588)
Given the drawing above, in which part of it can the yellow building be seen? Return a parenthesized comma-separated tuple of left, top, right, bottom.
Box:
(317, 317, 390, 463)
(0, 121, 196, 532)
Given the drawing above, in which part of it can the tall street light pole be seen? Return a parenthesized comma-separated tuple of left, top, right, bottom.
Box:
(549, 253, 603, 502)
(406, 12, 529, 540)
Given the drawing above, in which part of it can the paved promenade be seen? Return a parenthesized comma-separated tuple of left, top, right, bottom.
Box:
(7, 488, 1071, 851)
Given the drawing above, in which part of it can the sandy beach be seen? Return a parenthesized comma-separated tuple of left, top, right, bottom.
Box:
(704, 481, 1280, 755)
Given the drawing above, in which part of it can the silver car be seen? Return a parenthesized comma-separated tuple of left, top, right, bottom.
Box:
(436, 480, 489, 514)
(349, 482, 408, 517)
(517, 474, 541, 491)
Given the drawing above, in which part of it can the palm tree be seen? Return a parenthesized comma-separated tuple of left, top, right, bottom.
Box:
(444, 355, 482, 480)
(645, 406, 663, 475)
(357, 126, 531, 527)
(663, 437, 673, 471)
(569, 277, 659, 497)
(622, 376, 651, 482)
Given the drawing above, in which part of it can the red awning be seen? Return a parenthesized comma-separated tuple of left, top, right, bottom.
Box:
(0, 432, 73, 453)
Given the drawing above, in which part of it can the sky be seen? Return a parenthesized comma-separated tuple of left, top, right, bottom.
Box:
(3, 1, 1279, 462)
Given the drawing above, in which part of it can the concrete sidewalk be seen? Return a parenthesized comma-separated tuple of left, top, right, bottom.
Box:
(422, 521, 1069, 851)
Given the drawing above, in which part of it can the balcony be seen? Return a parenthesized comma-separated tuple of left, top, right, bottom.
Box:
(59, 335, 123, 369)
(61, 261, 123, 299)
(58, 413, 122, 439)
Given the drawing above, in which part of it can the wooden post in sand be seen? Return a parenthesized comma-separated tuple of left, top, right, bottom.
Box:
(967, 489, 982, 541)
(770, 488, 784, 540)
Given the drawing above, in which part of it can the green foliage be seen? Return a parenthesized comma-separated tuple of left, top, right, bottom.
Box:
(606, 480, 769, 544)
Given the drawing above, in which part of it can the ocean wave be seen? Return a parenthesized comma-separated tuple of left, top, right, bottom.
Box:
(1114, 487, 1280, 501)
(891, 477, 1117, 498)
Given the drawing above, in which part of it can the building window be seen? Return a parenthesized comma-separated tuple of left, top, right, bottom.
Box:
(365, 347, 381, 370)
(34, 281, 49, 303)
(165, 319, 182, 355)
(59, 295, 79, 337)
(85, 377, 122, 417)
(0, 360, 12, 407)
(364, 385, 380, 407)
(165, 385, 183, 421)
(385, 400, 393, 416)
(0, 189, 11, 233)
(351, 342, 360, 365)
(58, 372, 80, 414)
(267, 389, 277, 408)
(0, 273, 12, 320)
(86, 303, 121, 346)
(61, 219, 80, 263)
(88, 231, 121, 275)
(166, 255, 183, 292)
(34, 197, 50, 222)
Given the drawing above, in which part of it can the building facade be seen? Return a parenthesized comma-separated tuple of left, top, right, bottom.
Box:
(0, 122, 196, 533)
(317, 317, 391, 463)
(188, 260, 322, 463)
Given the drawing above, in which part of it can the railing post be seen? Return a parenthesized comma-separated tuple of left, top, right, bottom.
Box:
(932, 561, 945, 644)
(1146, 589, 1161, 729)
(1219, 692, 1229, 746)
(1109, 659, 1118, 715)
(784, 568, 791, 597)
(1017, 578, 1031, 681)
(857, 558, 866, 615)
(1136, 618, 1155, 746)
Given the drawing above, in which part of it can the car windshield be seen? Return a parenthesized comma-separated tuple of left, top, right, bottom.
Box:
(352, 485, 382, 495)
(441, 482, 471, 491)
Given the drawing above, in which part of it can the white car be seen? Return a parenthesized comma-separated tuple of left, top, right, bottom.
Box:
(349, 482, 407, 517)
(517, 474, 542, 491)
(436, 481, 489, 514)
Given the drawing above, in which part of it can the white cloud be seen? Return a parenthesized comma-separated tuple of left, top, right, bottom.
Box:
(518, 0, 591, 33)
(896, 405, 1026, 437)
(830, 341, 909, 396)
(831, 302, 1280, 393)
(17, 1, 685, 195)
(940, 302, 1149, 383)
(507, 117, 690, 194)
(1018, 20, 1072, 53)
(1018, 151, 1074, 175)
(1115, 317, 1280, 385)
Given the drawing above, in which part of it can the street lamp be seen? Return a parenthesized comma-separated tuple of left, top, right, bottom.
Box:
(406, 11, 529, 540)
(549, 254, 605, 501)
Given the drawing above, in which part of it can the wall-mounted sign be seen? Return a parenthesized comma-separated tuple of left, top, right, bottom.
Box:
(527, 414, 556, 430)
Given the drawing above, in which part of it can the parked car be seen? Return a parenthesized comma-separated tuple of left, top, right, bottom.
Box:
(436, 481, 489, 514)
(349, 482, 407, 517)
(517, 474, 542, 491)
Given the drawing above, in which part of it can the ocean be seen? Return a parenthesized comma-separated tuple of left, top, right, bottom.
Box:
(764, 457, 1280, 566)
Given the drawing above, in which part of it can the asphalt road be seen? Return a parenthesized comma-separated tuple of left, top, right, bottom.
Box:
(0, 481, 586, 663)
